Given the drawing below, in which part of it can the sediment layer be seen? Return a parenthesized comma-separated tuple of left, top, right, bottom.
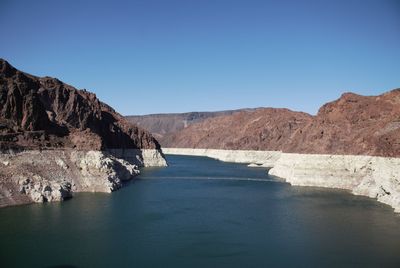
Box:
(162, 148, 400, 213)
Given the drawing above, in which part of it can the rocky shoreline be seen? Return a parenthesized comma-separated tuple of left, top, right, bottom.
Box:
(162, 148, 400, 213)
(0, 149, 167, 207)
(0, 59, 169, 208)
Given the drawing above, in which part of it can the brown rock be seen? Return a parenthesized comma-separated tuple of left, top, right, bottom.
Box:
(161, 108, 312, 150)
(125, 109, 258, 140)
(0, 59, 160, 150)
(159, 90, 400, 157)
(284, 90, 400, 157)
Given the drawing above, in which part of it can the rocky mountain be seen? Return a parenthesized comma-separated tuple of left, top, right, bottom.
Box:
(126, 109, 257, 141)
(0, 59, 160, 151)
(0, 59, 166, 207)
(160, 90, 400, 157)
(285, 90, 400, 157)
(162, 108, 312, 150)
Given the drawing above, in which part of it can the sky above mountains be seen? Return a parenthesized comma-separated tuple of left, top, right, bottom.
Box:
(1, 0, 399, 115)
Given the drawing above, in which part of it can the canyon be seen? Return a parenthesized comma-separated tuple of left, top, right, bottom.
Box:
(1, 57, 399, 213)
(0, 59, 166, 207)
(133, 90, 400, 212)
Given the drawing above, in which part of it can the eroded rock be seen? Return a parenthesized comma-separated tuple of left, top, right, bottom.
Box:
(16, 174, 72, 203)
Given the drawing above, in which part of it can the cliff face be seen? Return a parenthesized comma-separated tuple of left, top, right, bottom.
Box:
(160, 90, 400, 157)
(0, 59, 160, 150)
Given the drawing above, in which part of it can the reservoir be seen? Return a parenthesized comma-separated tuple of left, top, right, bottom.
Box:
(1, 155, 400, 267)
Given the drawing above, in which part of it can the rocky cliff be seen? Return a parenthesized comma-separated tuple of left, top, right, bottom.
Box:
(160, 90, 400, 157)
(0, 59, 166, 207)
(0, 59, 160, 151)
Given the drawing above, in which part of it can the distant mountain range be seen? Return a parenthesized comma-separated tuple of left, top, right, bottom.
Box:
(126, 108, 258, 140)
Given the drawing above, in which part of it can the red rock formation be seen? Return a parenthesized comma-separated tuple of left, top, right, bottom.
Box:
(284, 90, 400, 157)
(161, 90, 400, 157)
(162, 108, 312, 150)
(0, 59, 160, 150)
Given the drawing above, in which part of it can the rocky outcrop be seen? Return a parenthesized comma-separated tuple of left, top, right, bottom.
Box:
(0, 150, 142, 207)
(107, 149, 168, 167)
(0, 58, 160, 151)
(16, 176, 72, 204)
(0, 59, 167, 207)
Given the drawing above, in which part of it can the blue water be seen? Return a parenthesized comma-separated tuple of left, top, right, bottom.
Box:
(0, 155, 400, 268)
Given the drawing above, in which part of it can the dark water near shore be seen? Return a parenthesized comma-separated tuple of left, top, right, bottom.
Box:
(1, 155, 400, 268)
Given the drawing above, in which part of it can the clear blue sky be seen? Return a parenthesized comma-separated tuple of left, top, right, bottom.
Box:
(1, 0, 399, 115)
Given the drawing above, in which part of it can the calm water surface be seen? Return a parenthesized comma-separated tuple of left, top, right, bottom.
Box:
(1, 155, 400, 268)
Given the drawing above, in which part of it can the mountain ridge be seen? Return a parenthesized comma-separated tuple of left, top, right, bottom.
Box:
(126, 108, 259, 140)
(130, 89, 400, 157)
(0, 58, 160, 151)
